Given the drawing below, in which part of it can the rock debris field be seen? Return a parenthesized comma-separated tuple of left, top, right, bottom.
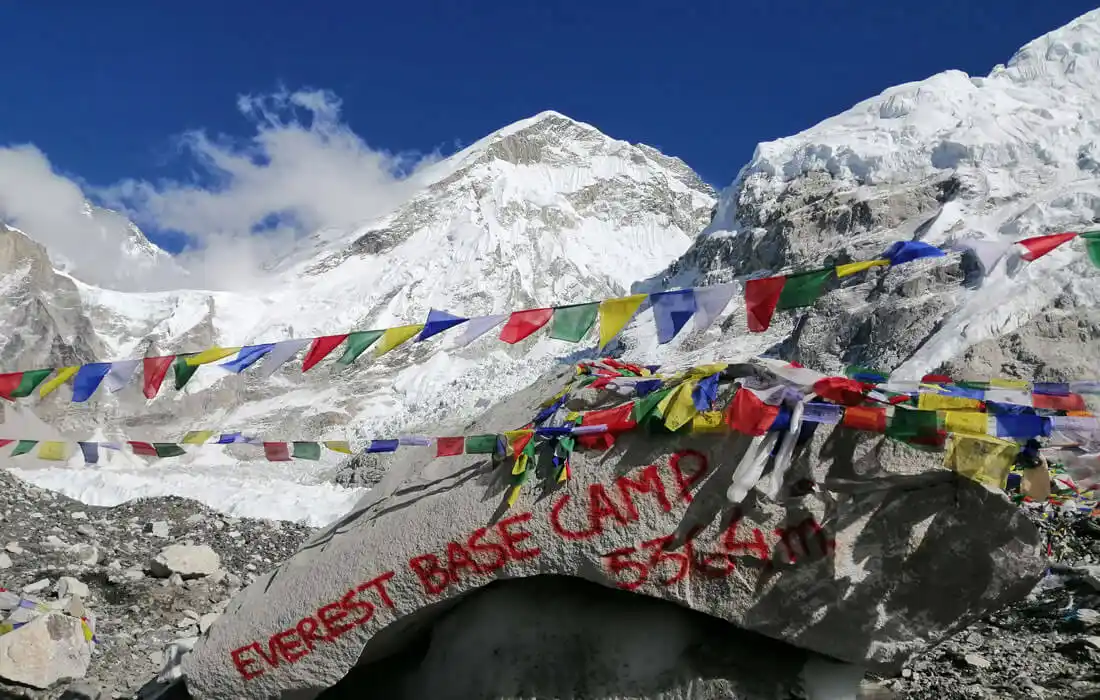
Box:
(2, 462, 1100, 699)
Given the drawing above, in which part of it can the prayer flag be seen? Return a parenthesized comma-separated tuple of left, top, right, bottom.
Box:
(324, 441, 353, 454)
(263, 442, 291, 461)
(917, 392, 981, 411)
(1017, 232, 1078, 261)
(994, 414, 1050, 439)
(418, 309, 467, 341)
(802, 402, 843, 424)
(776, 268, 832, 309)
(692, 373, 720, 410)
(40, 366, 78, 398)
(845, 365, 889, 384)
(660, 382, 699, 431)
(836, 259, 889, 278)
(692, 282, 738, 333)
(375, 325, 424, 357)
(11, 439, 36, 456)
(549, 303, 598, 342)
(691, 410, 725, 432)
(367, 439, 399, 453)
(185, 347, 241, 366)
(598, 294, 647, 348)
(813, 377, 869, 406)
(725, 388, 780, 436)
(71, 363, 111, 403)
(301, 335, 348, 372)
(154, 443, 186, 458)
(220, 344, 275, 373)
(436, 437, 465, 457)
(944, 411, 989, 436)
(842, 406, 887, 432)
(37, 441, 67, 461)
(452, 314, 507, 348)
(216, 432, 242, 444)
(886, 408, 940, 442)
(129, 441, 157, 457)
(173, 355, 200, 390)
(650, 289, 697, 344)
(464, 435, 498, 454)
(1032, 382, 1070, 396)
(499, 309, 553, 344)
(744, 276, 786, 332)
(883, 240, 945, 266)
(256, 338, 311, 379)
(0, 369, 53, 399)
(292, 442, 321, 460)
(1083, 231, 1100, 269)
(397, 435, 432, 446)
(1032, 392, 1086, 412)
(945, 434, 1017, 489)
(335, 331, 384, 365)
(103, 360, 140, 393)
(78, 442, 99, 465)
(632, 387, 672, 424)
(582, 403, 637, 433)
(181, 431, 214, 445)
(143, 357, 175, 399)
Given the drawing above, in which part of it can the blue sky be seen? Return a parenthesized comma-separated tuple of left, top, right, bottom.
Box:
(0, 0, 1095, 267)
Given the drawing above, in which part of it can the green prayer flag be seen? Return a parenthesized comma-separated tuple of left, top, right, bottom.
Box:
(776, 268, 833, 310)
(292, 441, 321, 460)
(549, 304, 599, 342)
(886, 408, 940, 442)
(11, 439, 37, 456)
(464, 434, 499, 454)
(1082, 231, 1100, 269)
(153, 443, 186, 458)
(631, 387, 672, 423)
(173, 355, 200, 391)
(10, 369, 53, 398)
(335, 330, 384, 365)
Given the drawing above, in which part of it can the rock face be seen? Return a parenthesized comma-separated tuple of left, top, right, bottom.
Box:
(0, 613, 90, 689)
(182, 362, 1043, 699)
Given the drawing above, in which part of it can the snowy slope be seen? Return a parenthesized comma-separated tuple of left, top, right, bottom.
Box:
(3, 111, 715, 523)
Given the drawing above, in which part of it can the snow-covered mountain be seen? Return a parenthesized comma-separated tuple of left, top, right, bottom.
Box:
(0, 111, 715, 523)
(6, 10, 1100, 525)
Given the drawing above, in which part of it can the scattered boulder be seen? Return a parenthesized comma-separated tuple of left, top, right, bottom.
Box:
(145, 521, 171, 538)
(0, 613, 91, 688)
(0, 552, 11, 569)
(22, 578, 51, 594)
(70, 543, 100, 566)
(148, 544, 221, 579)
(57, 576, 91, 599)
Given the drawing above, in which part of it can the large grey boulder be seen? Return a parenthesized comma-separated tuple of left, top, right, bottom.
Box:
(148, 544, 221, 579)
(0, 613, 91, 688)
(183, 362, 1043, 699)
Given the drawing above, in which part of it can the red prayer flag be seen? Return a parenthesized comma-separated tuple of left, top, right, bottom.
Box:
(1032, 392, 1087, 412)
(301, 334, 349, 372)
(499, 308, 554, 344)
(583, 403, 637, 433)
(841, 406, 887, 432)
(577, 431, 616, 451)
(1017, 232, 1078, 261)
(813, 377, 871, 406)
(745, 276, 787, 332)
(142, 356, 175, 399)
(0, 372, 21, 401)
(0, 439, 13, 449)
(435, 437, 465, 457)
(263, 442, 291, 461)
(129, 441, 158, 457)
(724, 388, 780, 436)
(921, 374, 952, 384)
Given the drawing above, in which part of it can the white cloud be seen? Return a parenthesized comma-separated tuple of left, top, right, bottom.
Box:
(0, 88, 439, 292)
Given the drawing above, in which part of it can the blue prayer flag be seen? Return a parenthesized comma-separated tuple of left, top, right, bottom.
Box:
(71, 363, 112, 403)
(650, 289, 697, 344)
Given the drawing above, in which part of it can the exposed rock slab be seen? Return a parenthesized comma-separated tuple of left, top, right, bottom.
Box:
(0, 613, 90, 689)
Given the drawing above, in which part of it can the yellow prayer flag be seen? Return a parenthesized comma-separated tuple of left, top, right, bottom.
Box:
(511, 453, 529, 476)
(39, 366, 79, 398)
(506, 484, 522, 508)
(990, 378, 1029, 389)
(944, 434, 1017, 489)
(565, 411, 580, 422)
(836, 259, 889, 278)
(917, 392, 981, 411)
(943, 411, 989, 436)
(683, 363, 729, 381)
(660, 381, 699, 432)
(691, 410, 726, 433)
(598, 294, 648, 349)
(186, 347, 241, 366)
(324, 441, 353, 454)
(37, 441, 68, 461)
(375, 325, 424, 357)
(181, 430, 215, 445)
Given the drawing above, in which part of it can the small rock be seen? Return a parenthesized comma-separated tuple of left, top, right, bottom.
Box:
(76, 523, 97, 538)
(901, 669, 912, 679)
(70, 543, 100, 566)
(185, 514, 205, 524)
(0, 552, 11, 569)
(168, 573, 185, 587)
(183, 609, 200, 620)
(58, 680, 105, 700)
(213, 520, 225, 530)
(149, 650, 164, 667)
(4, 542, 22, 554)
(43, 534, 69, 549)
(148, 544, 221, 579)
(71, 511, 87, 520)
(23, 578, 51, 593)
(228, 530, 241, 538)
(107, 559, 122, 570)
(1084, 636, 1100, 651)
(963, 653, 991, 669)
(144, 521, 171, 538)
(56, 576, 90, 599)
(123, 568, 145, 581)
(199, 611, 220, 634)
